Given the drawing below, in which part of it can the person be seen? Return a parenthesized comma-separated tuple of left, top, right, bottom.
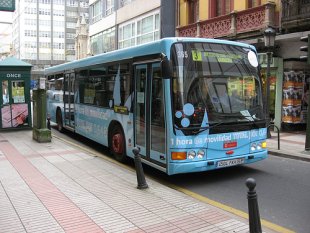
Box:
(230, 90, 244, 112)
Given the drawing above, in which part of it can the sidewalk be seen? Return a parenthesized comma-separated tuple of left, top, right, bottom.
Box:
(0, 130, 278, 233)
(267, 130, 310, 162)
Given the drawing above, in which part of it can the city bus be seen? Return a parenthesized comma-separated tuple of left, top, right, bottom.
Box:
(45, 37, 268, 175)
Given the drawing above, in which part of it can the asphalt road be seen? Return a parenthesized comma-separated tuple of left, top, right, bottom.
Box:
(161, 157, 310, 233)
(53, 128, 310, 233)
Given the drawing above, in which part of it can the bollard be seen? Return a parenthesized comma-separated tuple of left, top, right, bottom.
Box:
(132, 147, 148, 189)
(246, 178, 262, 233)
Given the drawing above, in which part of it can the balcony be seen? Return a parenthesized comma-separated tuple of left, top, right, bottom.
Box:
(281, 0, 310, 33)
(177, 2, 277, 40)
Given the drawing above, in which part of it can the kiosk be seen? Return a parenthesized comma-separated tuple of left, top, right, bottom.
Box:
(0, 57, 32, 130)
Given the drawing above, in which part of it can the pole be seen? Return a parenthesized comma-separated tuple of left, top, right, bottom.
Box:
(246, 178, 262, 233)
(132, 147, 148, 189)
(266, 51, 271, 138)
(305, 89, 310, 150)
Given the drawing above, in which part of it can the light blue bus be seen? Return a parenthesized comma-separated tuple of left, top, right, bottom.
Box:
(45, 37, 268, 175)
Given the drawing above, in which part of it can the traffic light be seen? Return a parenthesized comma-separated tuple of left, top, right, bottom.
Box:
(300, 34, 310, 64)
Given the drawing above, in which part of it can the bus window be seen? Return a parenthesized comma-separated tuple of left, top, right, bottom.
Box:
(135, 65, 147, 147)
(108, 63, 131, 106)
(89, 66, 108, 107)
(151, 68, 165, 153)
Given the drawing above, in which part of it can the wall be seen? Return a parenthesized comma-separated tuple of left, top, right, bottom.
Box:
(199, 0, 209, 21)
(89, 13, 116, 37)
(178, 0, 187, 26)
(116, 0, 160, 24)
(234, 0, 247, 11)
(161, 0, 176, 37)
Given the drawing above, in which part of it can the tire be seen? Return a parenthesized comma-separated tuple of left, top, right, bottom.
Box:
(56, 109, 63, 132)
(110, 125, 126, 162)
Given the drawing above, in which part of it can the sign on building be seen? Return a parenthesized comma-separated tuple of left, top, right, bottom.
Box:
(0, 0, 15, 11)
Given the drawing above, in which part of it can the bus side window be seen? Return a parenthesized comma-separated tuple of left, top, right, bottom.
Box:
(119, 63, 131, 106)
(152, 72, 164, 126)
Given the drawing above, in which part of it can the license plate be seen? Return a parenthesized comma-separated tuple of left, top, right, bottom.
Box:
(217, 158, 245, 168)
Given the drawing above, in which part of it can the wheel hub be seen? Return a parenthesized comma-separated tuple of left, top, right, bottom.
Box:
(112, 133, 123, 154)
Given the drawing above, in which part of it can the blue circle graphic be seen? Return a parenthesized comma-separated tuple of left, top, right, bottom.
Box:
(181, 118, 190, 127)
(183, 103, 194, 116)
(175, 111, 182, 118)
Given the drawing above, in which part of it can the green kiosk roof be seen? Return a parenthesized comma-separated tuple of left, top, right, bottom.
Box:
(0, 57, 32, 67)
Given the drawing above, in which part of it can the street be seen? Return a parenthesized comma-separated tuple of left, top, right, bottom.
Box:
(53, 128, 310, 233)
(161, 157, 310, 233)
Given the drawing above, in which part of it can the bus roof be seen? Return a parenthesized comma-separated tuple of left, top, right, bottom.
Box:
(44, 37, 256, 75)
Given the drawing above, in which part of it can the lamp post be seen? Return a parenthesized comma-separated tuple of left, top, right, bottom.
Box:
(264, 26, 276, 138)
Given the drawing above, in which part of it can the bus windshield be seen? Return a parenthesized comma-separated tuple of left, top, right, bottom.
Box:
(171, 42, 265, 133)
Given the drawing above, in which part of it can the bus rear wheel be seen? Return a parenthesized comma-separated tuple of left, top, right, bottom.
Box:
(56, 109, 63, 132)
(110, 125, 126, 162)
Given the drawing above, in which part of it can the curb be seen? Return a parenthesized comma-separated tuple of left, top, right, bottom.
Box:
(268, 150, 310, 162)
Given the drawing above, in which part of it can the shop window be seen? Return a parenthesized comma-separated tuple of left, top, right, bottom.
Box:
(12, 81, 25, 103)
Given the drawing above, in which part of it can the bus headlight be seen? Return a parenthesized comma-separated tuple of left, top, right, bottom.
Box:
(256, 142, 262, 150)
(250, 143, 257, 151)
(187, 150, 196, 160)
(251, 142, 265, 151)
(197, 149, 205, 159)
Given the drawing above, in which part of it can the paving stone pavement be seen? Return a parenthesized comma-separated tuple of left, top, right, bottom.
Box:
(0, 130, 279, 233)
(268, 130, 310, 161)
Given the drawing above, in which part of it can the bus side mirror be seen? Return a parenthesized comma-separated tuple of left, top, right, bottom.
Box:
(161, 56, 173, 79)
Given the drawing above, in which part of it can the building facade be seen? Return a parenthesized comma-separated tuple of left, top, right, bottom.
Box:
(88, 0, 175, 55)
(177, 0, 310, 132)
(11, 0, 89, 79)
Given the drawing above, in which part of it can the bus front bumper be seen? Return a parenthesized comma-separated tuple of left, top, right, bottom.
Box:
(168, 151, 268, 175)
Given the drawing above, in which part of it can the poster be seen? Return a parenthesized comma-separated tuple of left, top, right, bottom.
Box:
(1, 104, 28, 128)
(282, 71, 308, 124)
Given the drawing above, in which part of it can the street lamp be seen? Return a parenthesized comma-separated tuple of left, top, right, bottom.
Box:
(264, 26, 276, 138)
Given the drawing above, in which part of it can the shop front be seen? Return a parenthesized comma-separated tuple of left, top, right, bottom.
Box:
(259, 53, 284, 131)
(259, 57, 309, 132)
(0, 57, 32, 130)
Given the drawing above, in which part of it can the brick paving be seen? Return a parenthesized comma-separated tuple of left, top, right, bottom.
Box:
(0, 130, 277, 233)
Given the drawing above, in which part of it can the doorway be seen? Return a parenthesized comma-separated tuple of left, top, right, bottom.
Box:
(134, 62, 166, 168)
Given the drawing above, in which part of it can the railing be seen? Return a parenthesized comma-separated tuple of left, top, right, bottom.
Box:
(177, 2, 276, 38)
(282, 0, 310, 22)
(199, 14, 231, 38)
(268, 123, 280, 150)
(236, 5, 266, 33)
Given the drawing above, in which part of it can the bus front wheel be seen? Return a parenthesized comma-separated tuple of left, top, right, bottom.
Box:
(110, 125, 126, 162)
(56, 109, 63, 132)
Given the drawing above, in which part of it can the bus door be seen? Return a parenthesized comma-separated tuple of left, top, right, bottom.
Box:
(63, 73, 75, 129)
(134, 62, 166, 169)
